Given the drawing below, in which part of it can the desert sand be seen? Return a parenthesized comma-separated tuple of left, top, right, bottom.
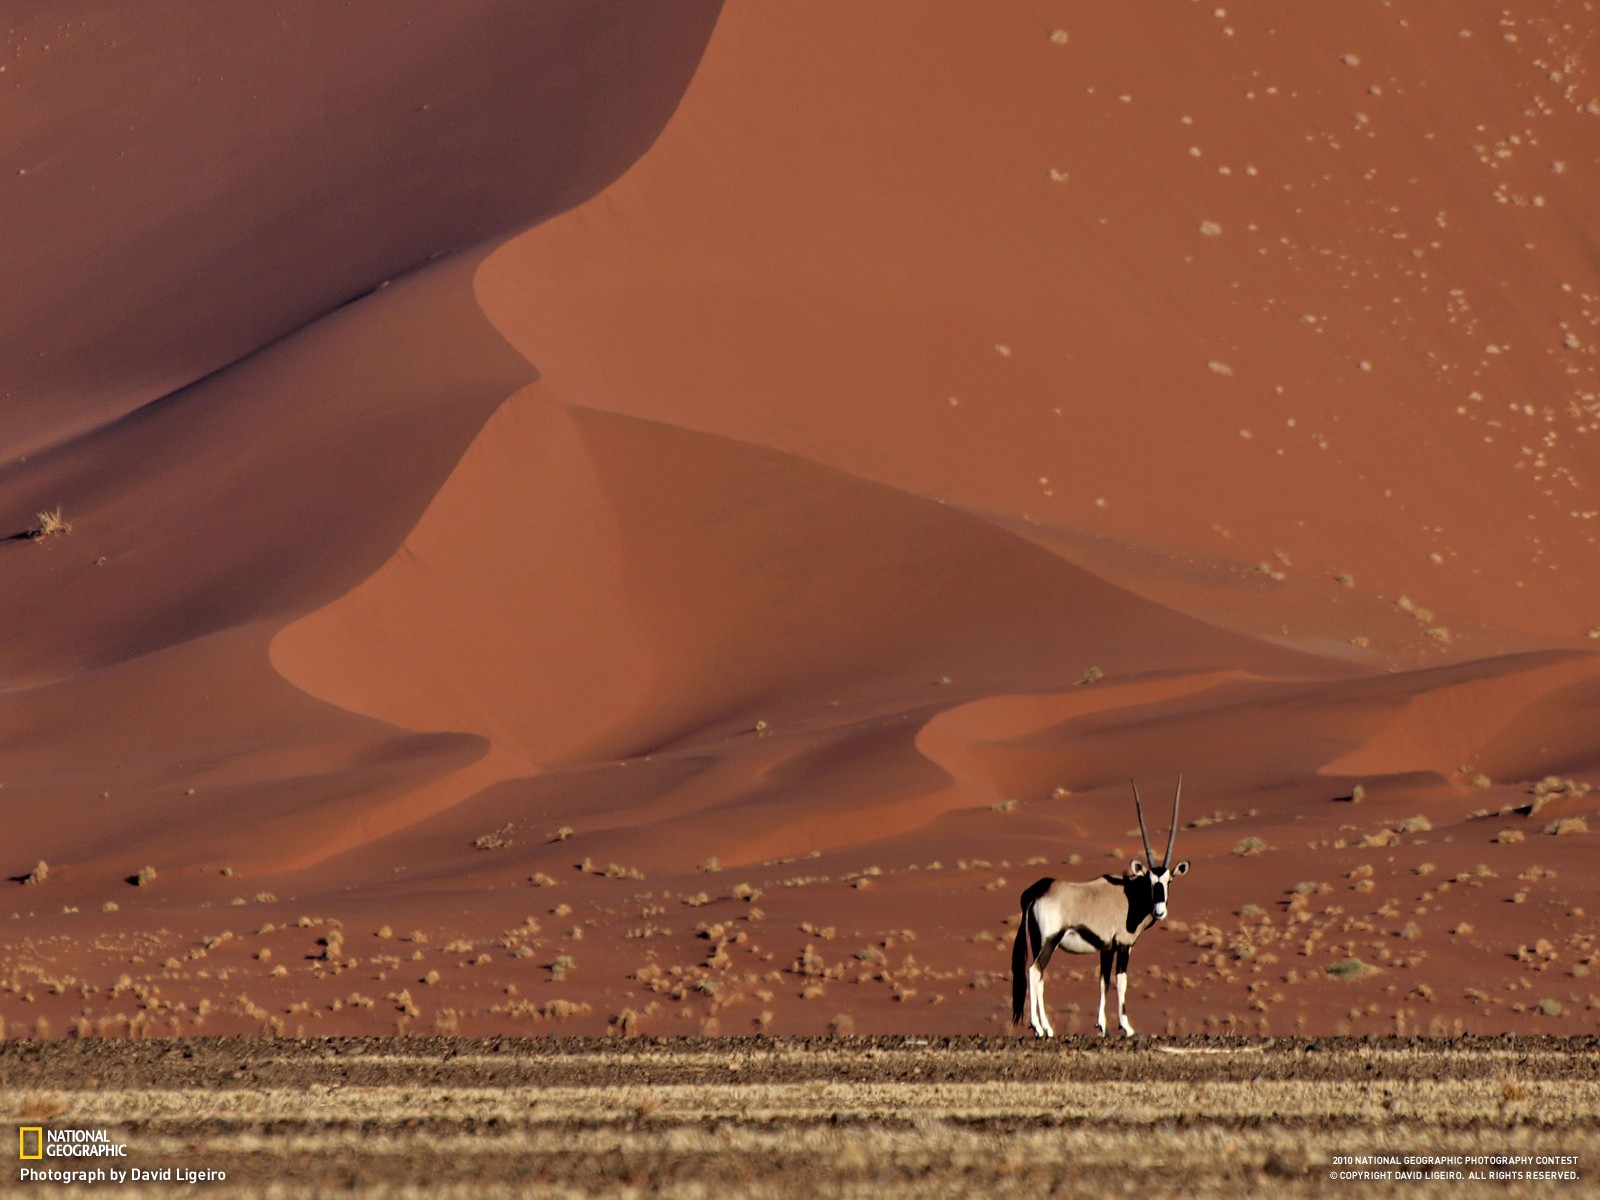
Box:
(1, 2, 1598, 1045)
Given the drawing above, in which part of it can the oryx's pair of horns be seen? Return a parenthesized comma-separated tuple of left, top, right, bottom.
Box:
(1130, 777, 1181, 870)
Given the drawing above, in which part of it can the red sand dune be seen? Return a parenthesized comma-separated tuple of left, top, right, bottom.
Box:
(2, 1, 1598, 1040)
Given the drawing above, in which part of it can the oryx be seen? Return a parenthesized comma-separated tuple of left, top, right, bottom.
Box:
(1011, 778, 1189, 1038)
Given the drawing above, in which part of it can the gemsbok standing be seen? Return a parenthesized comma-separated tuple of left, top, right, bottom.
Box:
(1011, 779, 1189, 1038)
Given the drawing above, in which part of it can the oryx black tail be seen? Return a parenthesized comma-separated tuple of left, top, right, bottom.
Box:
(1012, 878, 1055, 1025)
(1011, 913, 1029, 1024)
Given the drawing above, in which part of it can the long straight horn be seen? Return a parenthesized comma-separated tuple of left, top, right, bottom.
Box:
(1130, 779, 1155, 866)
(1164, 775, 1182, 868)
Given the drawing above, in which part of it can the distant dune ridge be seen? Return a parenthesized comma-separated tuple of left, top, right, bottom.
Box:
(2, 2, 1598, 1040)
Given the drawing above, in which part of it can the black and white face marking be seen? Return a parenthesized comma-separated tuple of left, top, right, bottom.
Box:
(1142, 859, 1189, 920)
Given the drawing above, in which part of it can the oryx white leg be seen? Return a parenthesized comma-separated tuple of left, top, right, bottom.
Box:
(1115, 945, 1135, 1037)
(1028, 962, 1054, 1037)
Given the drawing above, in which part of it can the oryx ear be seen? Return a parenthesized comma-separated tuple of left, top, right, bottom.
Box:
(1172, 860, 1190, 876)
(1129, 860, 1148, 877)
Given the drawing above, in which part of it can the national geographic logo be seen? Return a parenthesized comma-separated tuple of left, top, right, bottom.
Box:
(16, 1125, 227, 1186)
(15, 1126, 127, 1158)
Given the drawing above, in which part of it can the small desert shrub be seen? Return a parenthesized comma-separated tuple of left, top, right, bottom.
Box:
(30, 507, 71, 541)
(1233, 837, 1267, 857)
(991, 798, 1018, 813)
(132, 865, 157, 886)
(1326, 957, 1377, 981)
(1543, 816, 1588, 837)
(1530, 774, 1591, 799)
(1397, 595, 1432, 622)
(539, 999, 589, 1020)
(1078, 665, 1104, 685)
(1397, 815, 1432, 834)
(473, 825, 513, 850)
(1496, 829, 1525, 844)
(22, 861, 48, 886)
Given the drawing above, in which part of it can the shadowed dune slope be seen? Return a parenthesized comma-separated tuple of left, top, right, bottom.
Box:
(1, 0, 721, 455)
(0, 5, 720, 876)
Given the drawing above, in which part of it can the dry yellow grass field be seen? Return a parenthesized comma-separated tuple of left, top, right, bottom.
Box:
(3, 1036, 1596, 1197)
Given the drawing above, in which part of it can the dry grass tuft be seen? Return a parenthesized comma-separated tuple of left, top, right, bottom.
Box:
(473, 825, 513, 850)
(30, 507, 71, 541)
(1543, 816, 1588, 837)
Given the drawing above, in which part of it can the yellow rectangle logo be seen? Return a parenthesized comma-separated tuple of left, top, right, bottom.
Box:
(19, 1127, 43, 1159)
